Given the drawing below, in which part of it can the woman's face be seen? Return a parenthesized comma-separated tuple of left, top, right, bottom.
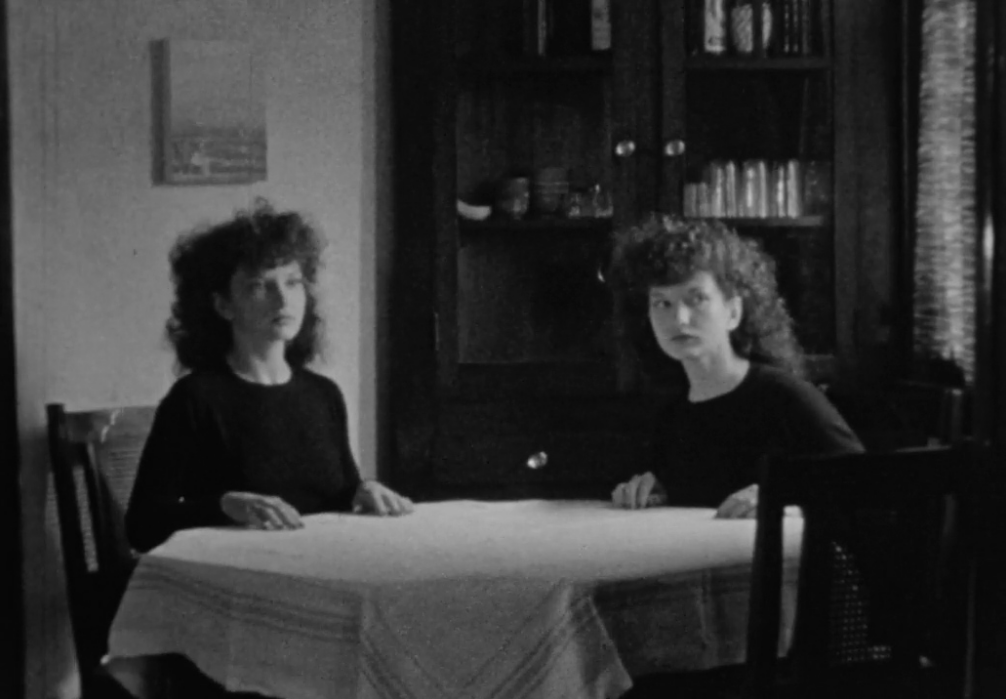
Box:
(214, 261, 307, 349)
(647, 271, 742, 364)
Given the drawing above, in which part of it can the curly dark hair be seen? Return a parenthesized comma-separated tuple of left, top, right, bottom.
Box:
(610, 214, 805, 378)
(165, 200, 326, 372)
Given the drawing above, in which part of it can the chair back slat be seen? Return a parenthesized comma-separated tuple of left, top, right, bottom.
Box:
(46, 402, 156, 682)
(823, 383, 970, 450)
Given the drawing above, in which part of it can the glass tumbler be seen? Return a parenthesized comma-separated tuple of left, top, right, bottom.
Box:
(705, 160, 729, 218)
(740, 159, 769, 217)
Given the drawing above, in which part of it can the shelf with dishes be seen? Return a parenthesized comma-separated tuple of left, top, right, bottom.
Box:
(457, 216, 612, 237)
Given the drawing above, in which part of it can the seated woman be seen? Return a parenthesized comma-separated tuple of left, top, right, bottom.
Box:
(127, 201, 412, 552)
(609, 215, 862, 517)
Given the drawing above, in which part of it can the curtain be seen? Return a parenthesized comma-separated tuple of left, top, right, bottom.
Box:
(913, 0, 978, 383)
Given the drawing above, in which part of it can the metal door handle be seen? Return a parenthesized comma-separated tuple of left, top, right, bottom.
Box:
(614, 140, 636, 158)
(526, 451, 548, 470)
(664, 140, 686, 156)
(615, 139, 686, 158)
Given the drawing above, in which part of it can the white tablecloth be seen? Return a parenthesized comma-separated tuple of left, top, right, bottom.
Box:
(108, 500, 802, 699)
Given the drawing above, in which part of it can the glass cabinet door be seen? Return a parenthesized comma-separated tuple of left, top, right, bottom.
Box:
(442, 0, 650, 395)
(659, 0, 837, 366)
(439, 0, 838, 393)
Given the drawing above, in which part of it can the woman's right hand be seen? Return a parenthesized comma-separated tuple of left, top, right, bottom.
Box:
(612, 472, 668, 509)
(220, 492, 304, 530)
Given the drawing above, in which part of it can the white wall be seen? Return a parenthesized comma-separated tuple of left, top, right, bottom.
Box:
(8, 1, 392, 696)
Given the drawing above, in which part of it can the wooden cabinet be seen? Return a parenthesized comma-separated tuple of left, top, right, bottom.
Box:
(390, 0, 902, 498)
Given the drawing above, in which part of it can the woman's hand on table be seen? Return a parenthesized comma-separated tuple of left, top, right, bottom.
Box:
(352, 480, 414, 516)
(714, 484, 759, 519)
(612, 472, 668, 509)
(220, 492, 304, 530)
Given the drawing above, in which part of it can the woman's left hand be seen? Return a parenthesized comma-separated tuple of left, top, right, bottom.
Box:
(714, 484, 759, 519)
(352, 480, 414, 516)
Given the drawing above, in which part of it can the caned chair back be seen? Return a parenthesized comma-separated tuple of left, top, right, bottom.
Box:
(746, 445, 971, 699)
(46, 402, 156, 685)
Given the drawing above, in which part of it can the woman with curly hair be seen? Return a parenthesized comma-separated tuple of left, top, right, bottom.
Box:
(127, 201, 412, 552)
(608, 215, 861, 517)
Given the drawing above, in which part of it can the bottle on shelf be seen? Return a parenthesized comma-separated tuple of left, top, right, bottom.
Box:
(702, 0, 728, 55)
(729, 1, 775, 56)
(591, 0, 612, 52)
(781, 0, 816, 56)
(522, 0, 550, 56)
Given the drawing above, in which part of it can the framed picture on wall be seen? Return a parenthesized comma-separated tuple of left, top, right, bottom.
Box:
(155, 39, 267, 185)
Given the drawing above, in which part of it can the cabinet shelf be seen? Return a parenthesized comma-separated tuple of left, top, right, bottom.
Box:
(686, 56, 831, 71)
(458, 54, 612, 78)
(687, 216, 828, 228)
(458, 217, 613, 235)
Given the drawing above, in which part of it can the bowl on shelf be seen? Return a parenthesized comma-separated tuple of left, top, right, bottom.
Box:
(457, 200, 492, 221)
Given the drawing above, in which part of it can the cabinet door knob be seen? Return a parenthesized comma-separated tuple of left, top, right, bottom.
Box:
(614, 140, 637, 158)
(526, 451, 548, 470)
(664, 140, 686, 157)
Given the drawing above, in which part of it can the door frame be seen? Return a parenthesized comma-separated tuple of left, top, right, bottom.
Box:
(1, 1, 25, 698)
(972, 0, 1006, 695)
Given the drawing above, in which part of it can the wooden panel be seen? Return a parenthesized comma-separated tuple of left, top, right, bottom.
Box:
(426, 395, 660, 498)
(833, 0, 901, 380)
(456, 75, 612, 204)
(457, 231, 615, 364)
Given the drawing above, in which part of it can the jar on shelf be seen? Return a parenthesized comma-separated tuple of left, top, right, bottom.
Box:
(730, 1, 775, 55)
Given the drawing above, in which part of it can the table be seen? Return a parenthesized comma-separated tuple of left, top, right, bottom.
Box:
(107, 500, 803, 699)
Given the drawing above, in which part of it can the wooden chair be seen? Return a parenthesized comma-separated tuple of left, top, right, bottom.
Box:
(822, 382, 968, 451)
(48, 403, 276, 699)
(746, 445, 972, 699)
(47, 402, 156, 698)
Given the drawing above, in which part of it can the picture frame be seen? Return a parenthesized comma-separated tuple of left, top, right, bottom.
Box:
(154, 39, 266, 185)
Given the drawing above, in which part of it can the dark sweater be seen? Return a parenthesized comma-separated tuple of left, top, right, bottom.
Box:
(126, 367, 362, 551)
(651, 363, 863, 507)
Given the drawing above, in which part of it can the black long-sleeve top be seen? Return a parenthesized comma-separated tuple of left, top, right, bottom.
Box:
(126, 367, 363, 552)
(650, 363, 864, 507)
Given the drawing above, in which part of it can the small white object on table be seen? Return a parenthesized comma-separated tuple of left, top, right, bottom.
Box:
(108, 500, 802, 699)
